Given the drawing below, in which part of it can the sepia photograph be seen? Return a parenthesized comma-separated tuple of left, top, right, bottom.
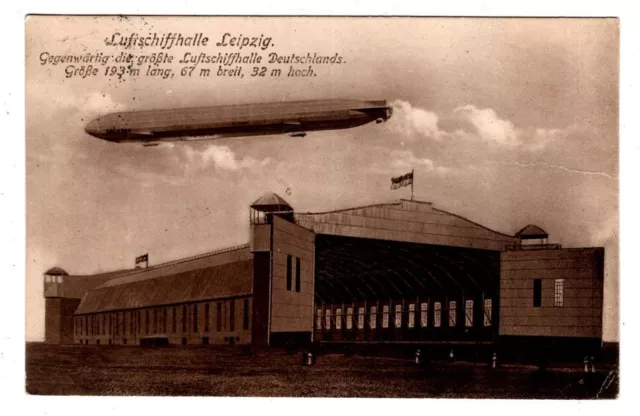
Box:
(24, 15, 619, 399)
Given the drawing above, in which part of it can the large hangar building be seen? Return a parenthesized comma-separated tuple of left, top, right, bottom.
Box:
(43, 193, 605, 354)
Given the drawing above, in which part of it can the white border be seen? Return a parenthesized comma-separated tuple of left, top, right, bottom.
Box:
(2, 1, 638, 414)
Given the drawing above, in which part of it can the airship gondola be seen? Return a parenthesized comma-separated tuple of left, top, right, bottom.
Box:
(84, 99, 393, 144)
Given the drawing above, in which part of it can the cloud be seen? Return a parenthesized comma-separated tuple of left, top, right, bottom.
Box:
(182, 144, 272, 173)
(390, 149, 452, 174)
(383, 101, 565, 153)
(453, 105, 520, 147)
(387, 100, 441, 140)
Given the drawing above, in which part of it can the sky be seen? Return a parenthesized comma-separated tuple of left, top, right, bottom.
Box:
(25, 16, 619, 341)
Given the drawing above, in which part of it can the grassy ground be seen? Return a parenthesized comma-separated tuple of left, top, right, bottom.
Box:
(25, 342, 618, 398)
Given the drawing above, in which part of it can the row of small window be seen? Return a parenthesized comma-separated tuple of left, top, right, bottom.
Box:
(76, 299, 250, 338)
(316, 299, 493, 330)
(44, 275, 63, 283)
(533, 279, 564, 307)
(285, 255, 302, 292)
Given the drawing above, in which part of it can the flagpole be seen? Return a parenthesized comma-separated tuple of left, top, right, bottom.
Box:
(411, 169, 414, 201)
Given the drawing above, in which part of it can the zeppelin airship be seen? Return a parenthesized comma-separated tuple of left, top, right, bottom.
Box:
(84, 99, 393, 144)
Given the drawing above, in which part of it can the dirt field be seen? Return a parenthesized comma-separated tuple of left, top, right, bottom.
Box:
(25, 343, 618, 398)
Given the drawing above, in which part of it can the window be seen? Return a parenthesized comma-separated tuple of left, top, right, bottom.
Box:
(229, 301, 235, 332)
(172, 307, 177, 333)
(193, 304, 198, 332)
(129, 312, 134, 335)
(146, 309, 150, 334)
(484, 299, 492, 326)
(217, 302, 222, 331)
(163, 308, 167, 333)
(316, 309, 322, 330)
(57, 275, 63, 283)
(136, 311, 141, 335)
(382, 305, 389, 328)
(114, 313, 119, 337)
(243, 298, 250, 331)
(295, 257, 301, 292)
(357, 307, 365, 329)
(154, 308, 159, 334)
(449, 301, 457, 327)
(554, 279, 564, 307)
(533, 279, 542, 307)
(336, 308, 342, 330)
(434, 302, 441, 327)
(204, 303, 210, 332)
(286, 255, 292, 291)
(325, 309, 331, 330)
(408, 304, 416, 328)
(465, 300, 474, 327)
(182, 305, 187, 333)
(395, 304, 402, 328)
(420, 303, 428, 327)
(370, 306, 377, 329)
(346, 307, 353, 330)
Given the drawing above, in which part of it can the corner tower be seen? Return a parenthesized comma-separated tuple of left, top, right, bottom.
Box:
(249, 193, 315, 346)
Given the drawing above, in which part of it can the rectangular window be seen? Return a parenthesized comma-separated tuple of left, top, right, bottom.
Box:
(129, 312, 134, 335)
(420, 303, 428, 327)
(123, 312, 127, 336)
(182, 305, 187, 333)
(554, 279, 564, 307)
(316, 308, 322, 330)
(357, 307, 365, 329)
(295, 257, 301, 293)
(449, 301, 457, 327)
(204, 303, 210, 332)
(193, 304, 199, 332)
(465, 300, 474, 327)
(163, 308, 167, 333)
(325, 309, 332, 330)
(102, 314, 106, 336)
(434, 302, 441, 327)
(336, 308, 342, 330)
(217, 302, 222, 331)
(154, 308, 159, 334)
(172, 307, 177, 333)
(370, 306, 377, 329)
(395, 304, 402, 328)
(243, 298, 250, 331)
(484, 299, 492, 326)
(382, 305, 389, 328)
(346, 307, 353, 330)
(114, 313, 119, 337)
(136, 311, 141, 335)
(229, 301, 235, 332)
(533, 279, 542, 307)
(222, 301, 227, 331)
(408, 304, 416, 328)
(286, 255, 292, 291)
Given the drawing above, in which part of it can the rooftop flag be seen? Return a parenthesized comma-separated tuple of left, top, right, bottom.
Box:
(135, 253, 149, 268)
(390, 171, 414, 190)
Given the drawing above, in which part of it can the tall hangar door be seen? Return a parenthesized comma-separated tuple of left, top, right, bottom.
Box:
(313, 235, 500, 343)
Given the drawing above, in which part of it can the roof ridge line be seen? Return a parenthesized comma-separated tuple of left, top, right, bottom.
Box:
(296, 201, 403, 216)
(101, 243, 250, 281)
